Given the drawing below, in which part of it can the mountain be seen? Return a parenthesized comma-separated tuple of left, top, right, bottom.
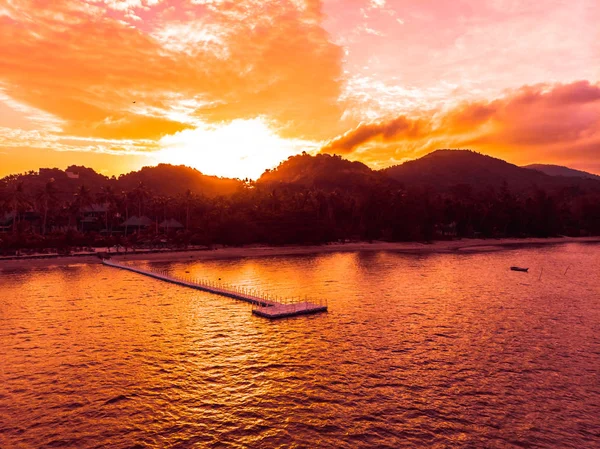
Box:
(116, 164, 242, 197)
(257, 152, 390, 190)
(383, 150, 600, 192)
(0, 166, 110, 202)
(4, 151, 600, 201)
(1, 164, 242, 200)
(2, 151, 600, 244)
(524, 164, 600, 181)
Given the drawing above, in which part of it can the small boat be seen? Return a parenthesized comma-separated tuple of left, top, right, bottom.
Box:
(510, 266, 529, 272)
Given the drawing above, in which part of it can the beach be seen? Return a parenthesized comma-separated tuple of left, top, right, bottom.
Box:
(1, 236, 598, 270)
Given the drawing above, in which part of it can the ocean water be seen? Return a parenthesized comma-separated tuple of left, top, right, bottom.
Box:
(1, 243, 599, 448)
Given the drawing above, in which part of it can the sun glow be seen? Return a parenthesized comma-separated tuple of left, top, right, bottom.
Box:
(155, 118, 319, 180)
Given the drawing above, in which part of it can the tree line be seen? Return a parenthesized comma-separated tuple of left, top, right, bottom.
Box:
(1, 173, 599, 254)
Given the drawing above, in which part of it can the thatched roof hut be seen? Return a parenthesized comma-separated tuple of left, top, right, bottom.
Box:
(159, 218, 184, 229)
(121, 215, 153, 228)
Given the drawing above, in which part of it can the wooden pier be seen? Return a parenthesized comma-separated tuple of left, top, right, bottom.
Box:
(102, 259, 327, 319)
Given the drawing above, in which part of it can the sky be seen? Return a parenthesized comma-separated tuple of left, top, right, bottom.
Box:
(1, 0, 599, 179)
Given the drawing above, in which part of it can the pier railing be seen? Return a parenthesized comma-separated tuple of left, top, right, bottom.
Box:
(103, 259, 327, 309)
(250, 297, 328, 313)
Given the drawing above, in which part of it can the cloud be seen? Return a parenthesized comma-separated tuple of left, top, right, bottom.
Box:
(186, 0, 345, 139)
(64, 114, 193, 140)
(324, 0, 600, 118)
(322, 81, 600, 172)
(321, 116, 424, 153)
(370, 0, 386, 8)
(0, 0, 345, 148)
(2, 0, 599, 177)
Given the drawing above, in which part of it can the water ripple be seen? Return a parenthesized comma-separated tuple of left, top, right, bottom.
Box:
(1, 243, 599, 448)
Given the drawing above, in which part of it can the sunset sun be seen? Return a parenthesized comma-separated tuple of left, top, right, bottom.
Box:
(2, 0, 598, 176)
(155, 118, 318, 179)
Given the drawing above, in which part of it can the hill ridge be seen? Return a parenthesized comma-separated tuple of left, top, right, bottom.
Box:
(524, 164, 600, 180)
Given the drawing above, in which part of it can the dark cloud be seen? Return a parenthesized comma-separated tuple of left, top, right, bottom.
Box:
(321, 116, 424, 154)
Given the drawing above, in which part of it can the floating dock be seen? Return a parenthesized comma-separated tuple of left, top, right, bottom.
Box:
(102, 259, 327, 319)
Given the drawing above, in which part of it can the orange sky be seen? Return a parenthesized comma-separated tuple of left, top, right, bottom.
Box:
(1, 0, 599, 178)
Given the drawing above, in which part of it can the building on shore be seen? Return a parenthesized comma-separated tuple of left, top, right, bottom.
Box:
(159, 218, 184, 232)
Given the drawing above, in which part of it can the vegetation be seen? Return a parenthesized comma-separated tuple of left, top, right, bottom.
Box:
(524, 164, 600, 181)
(1, 151, 599, 255)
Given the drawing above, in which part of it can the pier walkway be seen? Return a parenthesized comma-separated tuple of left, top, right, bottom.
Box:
(102, 259, 327, 319)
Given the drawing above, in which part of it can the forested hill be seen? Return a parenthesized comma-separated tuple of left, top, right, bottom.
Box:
(116, 164, 242, 197)
(383, 150, 600, 193)
(257, 153, 390, 190)
(1, 150, 600, 245)
(259, 150, 600, 194)
(524, 164, 600, 181)
(0, 164, 242, 200)
(4, 151, 600, 199)
(1, 166, 110, 203)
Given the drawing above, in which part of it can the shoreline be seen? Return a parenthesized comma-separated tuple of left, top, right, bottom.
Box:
(1, 236, 599, 270)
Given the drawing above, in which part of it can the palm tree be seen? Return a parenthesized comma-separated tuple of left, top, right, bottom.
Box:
(131, 182, 151, 217)
(149, 195, 169, 234)
(183, 189, 194, 230)
(36, 178, 57, 235)
(119, 190, 131, 235)
(72, 185, 93, 231)
(0, 182, 10, 233)
(97, 185, 117, 233)
(6, 181, 30, 233)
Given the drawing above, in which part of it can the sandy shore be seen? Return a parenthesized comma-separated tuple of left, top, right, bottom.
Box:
(1, 236, 598, 270)
(0, 254, 101, 270)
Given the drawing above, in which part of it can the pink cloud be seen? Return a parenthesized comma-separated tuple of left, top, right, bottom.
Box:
(1, 0, 599, 177)
(322, 81, 600, 173)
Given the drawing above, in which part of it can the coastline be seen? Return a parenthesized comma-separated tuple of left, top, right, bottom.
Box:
(1, 236, 599, 270)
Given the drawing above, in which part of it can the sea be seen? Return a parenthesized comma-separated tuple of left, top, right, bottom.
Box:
(1, 242, 599, 448)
